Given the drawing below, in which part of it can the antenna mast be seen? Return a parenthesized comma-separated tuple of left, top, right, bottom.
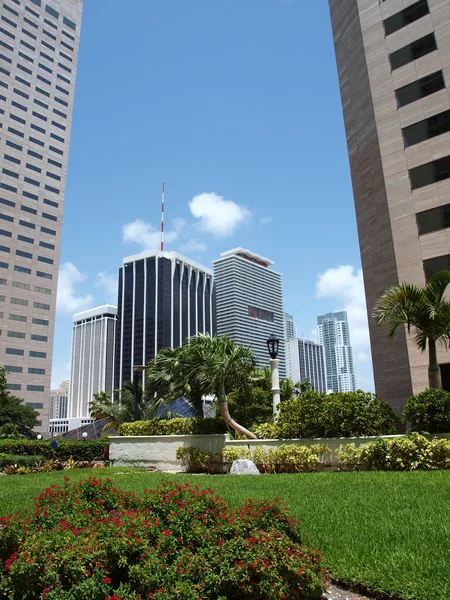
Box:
(160, 182, 165, 252)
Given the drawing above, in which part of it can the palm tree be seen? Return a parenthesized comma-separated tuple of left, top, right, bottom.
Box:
(373, 270, 450, 389)
(186, 334, 257, 439)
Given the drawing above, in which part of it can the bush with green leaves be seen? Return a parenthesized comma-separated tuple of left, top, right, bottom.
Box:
(0, 439, 109, 461)
(0, 454, 45, 470)
(0, 478, 326, 599)
(119, 416, 227, 437)
(403, 388, 450, 434)
(336, 434, 450, 471)
(259, 390, 399, 439)
(175, 446, 224, 473)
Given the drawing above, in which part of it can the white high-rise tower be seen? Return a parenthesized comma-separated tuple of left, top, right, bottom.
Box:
(317, 311, 356, 392)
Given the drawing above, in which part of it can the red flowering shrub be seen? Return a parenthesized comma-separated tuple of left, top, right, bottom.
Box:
(0, 478, 325, 599)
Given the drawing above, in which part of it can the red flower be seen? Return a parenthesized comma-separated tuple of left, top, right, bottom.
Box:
(102, 576, 112, 584)
(162, 529, 170, 536)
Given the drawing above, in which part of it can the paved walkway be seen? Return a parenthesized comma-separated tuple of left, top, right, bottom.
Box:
(324, 585, 372, 600)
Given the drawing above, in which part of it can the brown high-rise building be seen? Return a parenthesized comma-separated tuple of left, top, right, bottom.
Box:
(328, 0, 450, 412)
(0, 0, 83, 430)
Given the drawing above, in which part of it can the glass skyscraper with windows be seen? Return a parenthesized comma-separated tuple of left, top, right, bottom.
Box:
(0, 0, 83, 431)
(286, 338, 327, 393)
(114, 250, 216, 391)
(317, 311, 356, 393)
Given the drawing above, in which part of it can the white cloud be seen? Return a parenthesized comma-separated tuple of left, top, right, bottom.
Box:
(122, 218, 186, 250)
(51, 361, 71, 390)
(181, 238, 207, 254)
(57, 262, 93, 315)
(94, 272, 118, 304)
(316, 265, 374, 390)
(259, 216, 273, 225)
(189, 192, 251, 238)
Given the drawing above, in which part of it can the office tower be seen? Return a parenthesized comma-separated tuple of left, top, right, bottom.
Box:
(0, 0, 83, 430)
(286, 338, 327, 393)
(67, 305, 117, 418)
(115, 250, 215, 390)
(317, 311, 356, 392)
(49, 378, 68, 419)
(213, 248, 286, 375)
(284, 312, 297, 341)
(328, 0, 450, 410)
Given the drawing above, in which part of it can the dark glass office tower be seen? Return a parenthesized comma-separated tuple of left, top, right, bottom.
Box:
(114, 250, 216, 390)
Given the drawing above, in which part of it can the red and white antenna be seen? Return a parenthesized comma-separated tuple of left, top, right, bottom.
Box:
(160, 182, 165, 252)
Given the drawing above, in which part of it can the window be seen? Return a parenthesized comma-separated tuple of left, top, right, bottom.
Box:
(47, 170, 61, 180)
(22, 28, 37, 40)
(1, 16, 17, 28)
(0, 245, 10, 253)
(43, 198, 58, 207)
(31, 123, 45, 134)
(390, 33, 437, 70)
(18, 235, 33, 243)
(28, 367, 45, 374)
(8, 384, 21, 391)
(43, 29, 56, 41)
(0, 52, 12, 64)
(45, 4, 59, 19)
(23, 17, 38, 29)
(26, 402, 44, 409)
(17, 63, 32, 75)
(11, 101, 26, 112)
(0, 26, 15, 39)
(403, 110, 450, 147)
(19, 220, 35, 229)
(410, 156, 450, 189)
(6, 347, 24, 355)
(34, 98, 49, 109)
(36, 271, 52, 279)
(0, 229, 12, 237)
(55, 85, 68, 96)
(38, 256, 53, 264)
(2, 168, 19, 178)
(51, 120, 65, 131)
(39, 62, 52, 74)
(23, 191, 38, 201)
(21, 205, 37, 215)
(25, 6, 39, 18)
(36, 86, 50, 97)
(42, 40, 54, 52)
(58, 63, 70, 74)
(52, 109, 66, 120)
(9, 114, 25, 125)
(30, 350, 46, 358)
(29, 136, 44, 146)
(8, 126, 24, 137)
(57, 74, 70, 85)
(54, 97, 68, 107)
(37, 74, 51, 85)
(39, 241, 54, 250)
(18, 51, 33, 63)
(27, 385, 44, 392)
(9, 314, 26, 322)
(40, 226, 55, 235)
(42, 212, 57, 221)
(47, 159, 61, 168)
(26, 163, 42, 173)
(31, 0, 42, 5)
(0, 197, 15, 208)
(20, 39, 35, 52)
(248, 305, 274, 322)
(14, 265, 31, 274)
(0, 40, 13, 51)
(24, 177, 40, 187)
(32, 318, 48, 326)
(40, 51, 53, 63)
(3, 4, 19, 17)
(5, 365, 23, 373)
(28, 150, 42, 161)
(417, 204, 450, 236)
(16, 249, 32, 259)
(0, 278, 5, 285)
(63, 16, 76, 30)
(31, 334, 47, 342)
(6, 140, 22, 150)
(50, 133, 64, 144)
(13, 281, 30, 290)
(35, 285, 50, 294)
(60, 48, 72, 59)
(49, 145, 63, 155)
(0, 214, 13, 222)
(62, 29, 74, 41)
(32, 110, 47, 122)
(33, 301, 50, 309)
(424, 254, 450, 279)
(4, 154, 21, 165)
(0, 182, 17, 192)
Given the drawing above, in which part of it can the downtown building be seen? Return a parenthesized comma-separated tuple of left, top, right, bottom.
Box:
(329, 0, 450, 410)
(213, 248, 286, 375)
(284, 312, 297, 341)
(0, 0, 83, 430)
(67, 305, 117, 418)
(317, 311, 357, 393)
(114, 250, 216, 390)
(286, 338, 327, 393)
(49, 378, 68, 419)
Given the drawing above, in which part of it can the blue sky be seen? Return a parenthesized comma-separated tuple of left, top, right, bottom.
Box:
(52, 0, 375, 391)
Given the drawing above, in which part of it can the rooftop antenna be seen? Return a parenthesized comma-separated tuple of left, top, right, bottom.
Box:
(160, 182, 165, 252)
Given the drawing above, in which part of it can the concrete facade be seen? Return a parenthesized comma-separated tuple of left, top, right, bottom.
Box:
(0, 0, 83, 430)
(328, 0, 450, 412)
(49, 378, 68, 419)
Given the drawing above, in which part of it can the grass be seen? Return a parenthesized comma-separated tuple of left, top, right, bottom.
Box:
(1, 468, 449, 600)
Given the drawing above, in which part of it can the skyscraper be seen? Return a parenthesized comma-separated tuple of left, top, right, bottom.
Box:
(317, 311, 356, 392)
(329, 0, 450, 410)
(49, 378, 68, 419)
(67, 305, 117, 418)
(0, 0, 83, 430)
(213, 248, 285, 375)
(115, 250, 215, 391)
(286, 338, 327, 393)
(284, 312, 297, 341)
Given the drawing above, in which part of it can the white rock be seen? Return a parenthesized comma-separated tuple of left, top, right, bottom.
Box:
(229, 459, 260, 475)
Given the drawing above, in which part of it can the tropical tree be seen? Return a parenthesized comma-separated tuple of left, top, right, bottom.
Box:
(373, 270, 450, 388)
(0, 366, 39, 437)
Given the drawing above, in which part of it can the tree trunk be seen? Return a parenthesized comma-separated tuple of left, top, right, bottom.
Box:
(428, 338, 442, 389)
(218, 386, 257, 439)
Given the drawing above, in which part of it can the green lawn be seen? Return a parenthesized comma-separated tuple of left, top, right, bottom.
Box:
(1, 468, 449, 600)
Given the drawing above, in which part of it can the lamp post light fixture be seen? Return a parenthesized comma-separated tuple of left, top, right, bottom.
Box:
(266, 334, 281, 416)
(82, 431, 88, 442)
(36, 434, 42, 440)
(133, 365, 146, 422)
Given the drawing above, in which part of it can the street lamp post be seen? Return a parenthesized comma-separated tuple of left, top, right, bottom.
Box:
(266, 334, 281, 417)
(133, 365, 146, 422)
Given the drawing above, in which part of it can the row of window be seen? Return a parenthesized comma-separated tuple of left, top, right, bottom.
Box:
(0, 295, 50, 309)
(7, 313, 49, 325)
(5, 365, 45, 374)
(383, 0, 429, 37)
(0, 53, 71, 98)
(2, 1, 76, 38)
(0, 279, 50, 293)
(0, 244, 53, 263)
(2, 161, 62, 184)
(6, 347, 46, 357)
(0, 82, 69, 126)
(7, 331, 48, 341)
(28, 0, 77, 32)
(0, 44, 72, 87)
(6, 383, 44, 395)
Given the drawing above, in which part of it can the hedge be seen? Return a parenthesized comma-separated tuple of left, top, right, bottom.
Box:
(0, 454, 45, 469)
(403, 388, 450, 434)
(0, 439, 109, 461)
(119, 417, 227, 437)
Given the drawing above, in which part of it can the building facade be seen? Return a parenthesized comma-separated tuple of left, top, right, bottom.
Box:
(0, 0, 83, 430)
(68, 305, 116, 418)
(284, 312, 297, 340)
(49, 378, 68, 419)
(329, 0, 450, 410)
(286, 338, 327, 393)
(317, 311, 357, 392)
(115, 250, 215, 390)
(213, 248, 285, 375)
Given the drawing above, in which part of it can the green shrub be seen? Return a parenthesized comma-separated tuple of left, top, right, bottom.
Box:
(119, 416, 227, 436)
(0, 439, 109, 461)
(336, 434, 450, 471)
(403, 388, 450, 433)
(274, 390, 399, 439)
(175, 446, 222, 473)
(0, 454, 45, 470)
(0, 478, 325, 599)
(253, 422, 279, 439)
(221, 446, 251, 464)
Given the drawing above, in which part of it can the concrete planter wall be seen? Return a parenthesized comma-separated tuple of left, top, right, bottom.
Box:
(110, 432, 450, 472)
